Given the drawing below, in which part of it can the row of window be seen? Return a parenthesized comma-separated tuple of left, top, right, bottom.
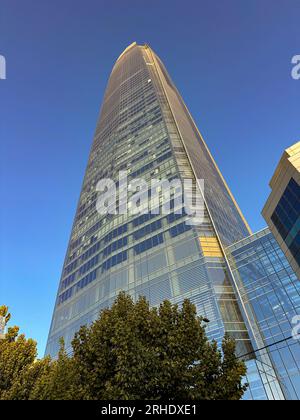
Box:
(60, 272, 76, 291)
(156, 151, 172, 163)
(131, 150, 148, 165)
(271, 179, 300, 267)
(64, 211, 190, 284)
(167, 211, 186, 224)
(76, 269, 97, 291)
(271, 211, 292, 242)
(116, 142, 170, 175)
(118, 92, 157, 125)
(103, 223, 128, 244)
(79, 254, 99, 276)
(133, 220, 162, 240)
(131, 114, 162, 137)
(77, 191, 97, 215)
(289, 232, 300, 266)
(81, 241, 101, 262)
(116, 101, 156, 146)
(156, 138, 169, 149)
(132, 212, 157, 227)
(102, 251, 128, 272)
(138, 138, 150, 148)
(134, 233, 164, 255)
(65, 241, 101, 276)
(58, 269, 98, 305)
(103, 237, 128, 258)
(58, 287, 73, 305)
(70, 130, 170, 250)
(64, 259, 78, 276)
(75, 193, 98, 222)
(64, 217, 157, 283)
(68, 220, 102, 254)
(130, 161, 153, 178)
(129, 148, 172, 179)
(118, 105, 160, 137)
(170, 222, 192, 238)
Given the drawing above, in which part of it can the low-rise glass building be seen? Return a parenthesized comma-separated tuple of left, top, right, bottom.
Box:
(263, 142, 300, 278)
(227, 228, 300, 400)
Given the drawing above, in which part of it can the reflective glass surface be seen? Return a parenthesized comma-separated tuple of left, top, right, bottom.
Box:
(271, 178, 300, 267)
(227, 228, 300, 400)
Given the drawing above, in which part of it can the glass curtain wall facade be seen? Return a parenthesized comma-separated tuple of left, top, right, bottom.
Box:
(227, 228, 300, 400)
(263, 141, 300, 278)
(46, 43, 284, 399)
(270, 178, 300, 270)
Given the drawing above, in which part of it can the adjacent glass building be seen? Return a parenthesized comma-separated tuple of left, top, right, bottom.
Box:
(263, 142, 300, 278)
(45, 43, 297, 399)
(227, 228, 300, 400)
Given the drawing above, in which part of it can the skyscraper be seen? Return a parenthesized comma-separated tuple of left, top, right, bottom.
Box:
(46, 43, 284, 399)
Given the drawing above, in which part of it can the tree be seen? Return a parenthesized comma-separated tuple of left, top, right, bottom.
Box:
(30, 340, 81, 400)
(0, 305, 38, 399)
(0, 297, 248, 400)
(0, 305, 11, 329)
(6, 357, 52, 400)
(71, 293, 248, 400)
(0, 306, 79, 400)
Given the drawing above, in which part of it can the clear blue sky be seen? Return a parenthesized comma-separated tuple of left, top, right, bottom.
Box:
(1, 0, 299, 356)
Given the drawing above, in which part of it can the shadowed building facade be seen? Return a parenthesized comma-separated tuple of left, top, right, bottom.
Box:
(46, 43, 286, 399)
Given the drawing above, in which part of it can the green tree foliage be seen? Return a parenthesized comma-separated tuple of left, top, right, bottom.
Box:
(31, 340, 80, 400)
(0, 305, 11, 327)
(0, 306, 78, 400)
(71, 293, 247, 400)
(6, 357, 52, 400)
(0, 297, 248, 400)
(0, 305, 38, 399)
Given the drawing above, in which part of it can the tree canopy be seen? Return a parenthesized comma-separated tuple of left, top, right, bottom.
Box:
(0, 296, 247, 400)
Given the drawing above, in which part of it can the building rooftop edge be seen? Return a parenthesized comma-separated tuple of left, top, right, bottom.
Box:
(226, 227, 271, 251)
(269, 140, 300, 189)
(116, 42, 139, 61)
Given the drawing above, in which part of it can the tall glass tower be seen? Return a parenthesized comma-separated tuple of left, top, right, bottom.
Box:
(45, 43, 285, 399)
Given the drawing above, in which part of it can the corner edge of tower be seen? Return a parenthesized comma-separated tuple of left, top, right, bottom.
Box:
(116, 42, 138, 62)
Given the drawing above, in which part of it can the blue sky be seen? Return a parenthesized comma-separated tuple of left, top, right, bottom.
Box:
(1, 0, 299, 356)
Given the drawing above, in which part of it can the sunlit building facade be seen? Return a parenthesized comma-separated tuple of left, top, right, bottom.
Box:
(46, 43, 288, 399)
